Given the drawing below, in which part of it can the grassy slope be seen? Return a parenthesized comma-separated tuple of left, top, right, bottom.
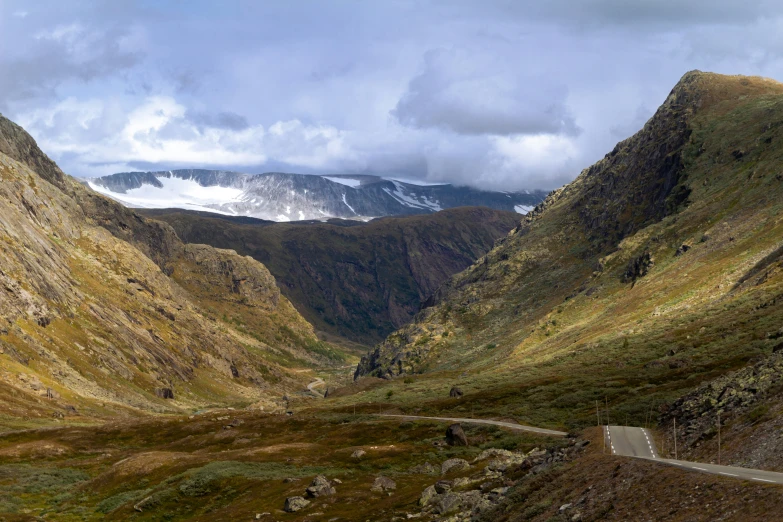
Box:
(0, 116, 348, 430)
(342, 72, 783, 435)
(143, 207, 521, 345)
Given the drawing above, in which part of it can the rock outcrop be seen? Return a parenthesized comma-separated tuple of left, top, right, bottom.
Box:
(446, 423, 469, 446)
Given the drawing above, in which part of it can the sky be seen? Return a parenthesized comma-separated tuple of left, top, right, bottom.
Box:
(2, 1, 783, 191)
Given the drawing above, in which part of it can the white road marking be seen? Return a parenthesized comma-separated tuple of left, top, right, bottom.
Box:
(752, 478, 775, 483)
(694, 467, 708, 471)
(719, 472, 738, 477)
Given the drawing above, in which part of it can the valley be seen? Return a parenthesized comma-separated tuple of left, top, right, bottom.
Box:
(0, 70, 783, 521)
(140, 207, 521, 345)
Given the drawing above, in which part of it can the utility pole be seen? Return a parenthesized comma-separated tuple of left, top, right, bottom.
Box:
(605, 397, 610, 427)
(596, 400, 601, 427)
(718, 411, 721, 465)
(673, 418, 678, 460)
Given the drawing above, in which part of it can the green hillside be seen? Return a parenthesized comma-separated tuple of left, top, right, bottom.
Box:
(143, 207, 520, 345)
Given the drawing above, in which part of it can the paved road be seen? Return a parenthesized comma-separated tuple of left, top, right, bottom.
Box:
(377, 414, 567, 437)
(604, 426, 658, 459)
(605, 426, 783, 485)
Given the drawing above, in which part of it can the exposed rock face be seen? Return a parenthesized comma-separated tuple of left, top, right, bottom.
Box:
(449, 386, 464, 398)
(445, 423, 468, 446)
(155, 388, 174, 400)
(622, 251, 653, 284)
(178, 244, 280, 310)
(663, 351, 783, 454)
(0, 113, 331, 416)
(0, 115, 66, 190)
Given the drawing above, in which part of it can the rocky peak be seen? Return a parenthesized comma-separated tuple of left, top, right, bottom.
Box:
(0, 114, 66, 190)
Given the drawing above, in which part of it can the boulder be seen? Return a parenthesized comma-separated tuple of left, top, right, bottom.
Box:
(434, 493, 462, 515)
(409, 462, 437, 474)
(351, 449, 366, 459)
(305, 475, 336, 498)
(371, 476, 397, 492)
(433, 491, 483, 515)
(284, 496, 310, 512)
(441, 458, 470, 475)
(449, 386, 463, 398)
(445, 423, 468, 446)
(419, 485, 438, 507)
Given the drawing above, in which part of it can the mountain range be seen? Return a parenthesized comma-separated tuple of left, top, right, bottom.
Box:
(88, 170, 545, 222)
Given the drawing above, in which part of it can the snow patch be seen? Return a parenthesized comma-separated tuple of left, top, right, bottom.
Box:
(388, 177, 450, 186)
(514, 205, 535, 214)
(342, 193, 356, 214)
(383, 181, 442, 211)
(88, 177, 243, 214)
(323, 176, 362, 188)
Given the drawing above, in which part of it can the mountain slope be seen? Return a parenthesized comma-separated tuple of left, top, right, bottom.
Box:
(0, 114, 341, 425)
(88, 169, 544, 221)
(351, 71, 783, 431)
(141, 207, 521, 344)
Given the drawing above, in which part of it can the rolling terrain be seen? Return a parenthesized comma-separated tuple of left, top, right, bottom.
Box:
(142, 207, 521, 344)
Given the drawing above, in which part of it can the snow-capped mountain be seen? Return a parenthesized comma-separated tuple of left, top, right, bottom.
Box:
(88, 169, 545, 221)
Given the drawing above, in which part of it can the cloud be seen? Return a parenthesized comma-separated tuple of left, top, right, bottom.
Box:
(4, 0, 783, 191)
(17, 96, 361, 177)
(491, 0, 782, 28)
(392, 48, 579, 137)
(189, 111, 249, 131)
(0, 21, 142, 109)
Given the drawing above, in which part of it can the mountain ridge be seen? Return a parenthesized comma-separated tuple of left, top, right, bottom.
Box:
(352, 70, 783, 424)
(88, 169, 545, 222)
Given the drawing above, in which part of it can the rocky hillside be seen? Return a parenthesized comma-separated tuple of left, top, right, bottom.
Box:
(0, 114, 342, 425)
(141, 207, 521, 344)
(89, 169, 544, 221)
(352, 71, 783, 432)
